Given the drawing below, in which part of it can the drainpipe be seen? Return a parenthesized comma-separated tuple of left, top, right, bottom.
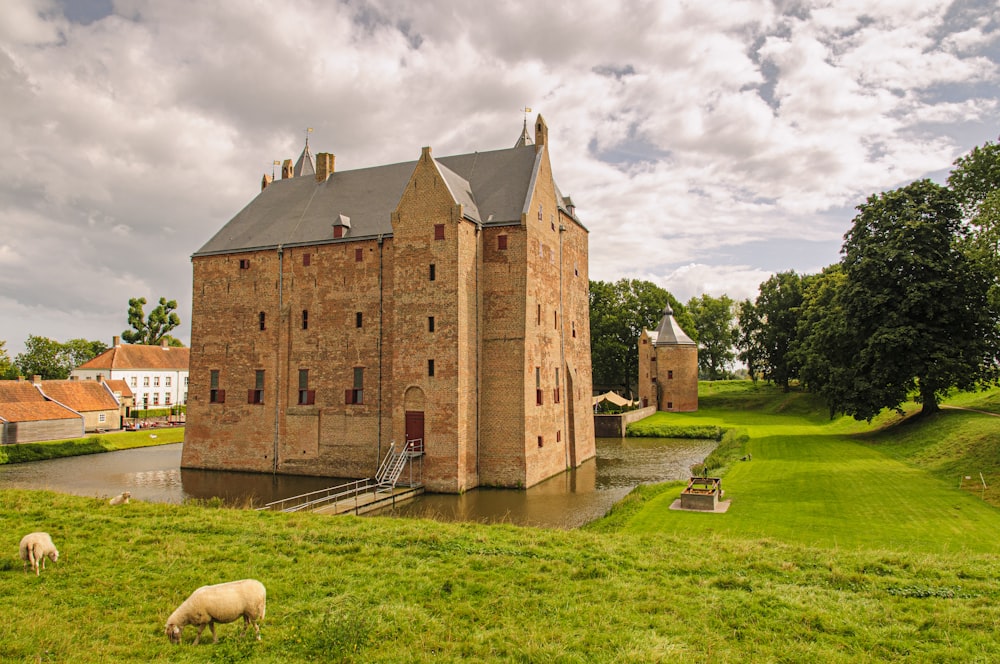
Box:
(377, 233, 384, 469)
(474, 220, 482, 484)
(558, 222, 569, 469)
(273, 244, 283, 474)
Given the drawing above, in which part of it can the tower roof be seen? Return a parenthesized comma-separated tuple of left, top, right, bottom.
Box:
(293, 138, 315, 177)
(651, 305, 695, 346)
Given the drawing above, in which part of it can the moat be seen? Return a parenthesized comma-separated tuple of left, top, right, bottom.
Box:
(0, 437, 715, 529)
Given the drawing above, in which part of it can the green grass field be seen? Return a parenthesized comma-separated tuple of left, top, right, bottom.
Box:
(3, 382, 1000, 661)
(0, 427, 183, 464)
(612, 382, 1000, 554)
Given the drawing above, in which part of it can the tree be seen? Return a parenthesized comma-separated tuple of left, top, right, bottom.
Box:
(752, 271, 806, 391)
(686, 293, 737, 380)
(63, 338, 109, 368)
(947, 138, 1000, 221)
(736, 299, 763, 383)
(0, 340, 17, 379)
(15, 335, 73, 379)
(589, 279, 692, 397)
(832, 179, 1000, 419)
(122, 297, 182, 346)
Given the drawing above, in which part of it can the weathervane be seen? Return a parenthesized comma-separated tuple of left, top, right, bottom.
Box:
(272, 159, 280, 179)
(305, 126, 313, 148)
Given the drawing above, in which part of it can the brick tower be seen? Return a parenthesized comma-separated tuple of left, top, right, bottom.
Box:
(638, 306, 698, 412)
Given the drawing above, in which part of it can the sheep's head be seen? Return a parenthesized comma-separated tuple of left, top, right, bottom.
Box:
(166, 624, 182, 645)
(48, 549, 59, 563)
(123, 492, 131, 499)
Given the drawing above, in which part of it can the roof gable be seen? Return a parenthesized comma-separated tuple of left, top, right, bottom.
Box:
(77, 344, 189, 371)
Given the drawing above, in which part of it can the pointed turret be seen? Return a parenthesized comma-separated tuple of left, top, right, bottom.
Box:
(652, 306, 695, 346)
(515, 117, 533, 147)
(294, 137, 315, 177)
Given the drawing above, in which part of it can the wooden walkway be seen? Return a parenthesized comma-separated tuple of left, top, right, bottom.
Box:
(312, 485, 424, 516)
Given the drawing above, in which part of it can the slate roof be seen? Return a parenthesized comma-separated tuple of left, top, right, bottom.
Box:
(194, 142, 575, 257)
(76, 344, 190, 371)
(39, 380, 120, 413)
(0, 381, 81, 423)
(649, 306, 696, 346)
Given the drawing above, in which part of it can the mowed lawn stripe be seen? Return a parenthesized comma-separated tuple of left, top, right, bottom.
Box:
(623, 406, 1000, 554)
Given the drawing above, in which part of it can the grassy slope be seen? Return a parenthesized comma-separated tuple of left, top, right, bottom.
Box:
(5, 384, 1000, 661)
(0, 428, 183, 464)
(2, 490, 1000, 663)
(610, 382, 1000, 554)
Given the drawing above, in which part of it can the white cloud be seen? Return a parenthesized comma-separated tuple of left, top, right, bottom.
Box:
(0, 0, 998, 357)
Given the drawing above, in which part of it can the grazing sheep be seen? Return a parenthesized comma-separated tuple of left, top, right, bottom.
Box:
(109, 491, 131, 505)
(165, 579, 266, 645)
(19, 532, 59, 576)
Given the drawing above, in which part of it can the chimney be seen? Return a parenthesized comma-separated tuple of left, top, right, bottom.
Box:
(32, 375, 41, 386)
(97, 374, 105, 384)
(113, 335, 120, 346)
(161, 338, 169, 348)
(316, 152, 335, 182)
(534, 114, 548, 152)
(281, 159, 293, 179)
(261, 173, 273, 191)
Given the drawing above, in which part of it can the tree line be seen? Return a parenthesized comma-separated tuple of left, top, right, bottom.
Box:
(0, 297, 182, 380)
(591, 137, 1000, 420)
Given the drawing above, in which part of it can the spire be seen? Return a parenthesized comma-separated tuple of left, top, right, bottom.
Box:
(294, 127, 315, 177)
(515, 106, 533, 147)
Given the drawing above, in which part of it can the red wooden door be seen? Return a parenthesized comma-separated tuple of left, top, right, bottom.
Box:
(405, 411, 424, 453)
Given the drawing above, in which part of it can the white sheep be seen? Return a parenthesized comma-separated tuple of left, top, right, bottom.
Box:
(109, 491, 131, 505)
(19, 532, 59, 576)
(165, 579, 266, 645)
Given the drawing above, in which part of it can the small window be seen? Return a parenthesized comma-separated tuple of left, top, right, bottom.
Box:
(428, 359, 435, 377)
(429, 264, 436, 281)
(651, 355, 656, 362)
(239, 259, 250, 270)
(346, 368, 364, 405)
(574, 262, 579, 277)
(165, 394, 171, 405)
(302, 310, 309, 330)
(143, 377, 150, 387)
(298, 369, 315, 405)
(652, 377, 657, 384)
(130, 377, 137, 387)
(154, 377, 160, 387)
(334, 226, 344, 239)
(259, 312, 266, 331)
(668, 370, 674, 380)
(554, 368, 560, 404)
(303, 253, 311, 266)
(536, 304, 541, 326)
(153, 393, 160, 406)
(248, 370, 265, 405)
(554, 311, 558, 329)
(571, 321, 576, 338)
(434, 224, 445, 240)
(498, 235, 508, 250)
(556, 430, 561, 442)
(99, 413, 106, 423)
(537, 204, 543, 221)
(210, 370, 225, 404)
(165, 377, 172, 387)
(355, 248, 363, 262)
(537, 435, 544, 448)
(428, 316, 435, 333)
(667, 401, 673, 410)
(356, 312, 363, 328)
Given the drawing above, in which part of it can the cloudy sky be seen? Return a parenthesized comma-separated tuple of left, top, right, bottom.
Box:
(1, 0, 998, 357)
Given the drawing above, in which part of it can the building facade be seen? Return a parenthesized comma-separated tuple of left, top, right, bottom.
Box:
(183, 116, 595, 492)
(72, 337, 189, 411)
(638, 306, 699, 412)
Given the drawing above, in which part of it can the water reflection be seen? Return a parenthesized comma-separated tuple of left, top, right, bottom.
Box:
(0, 437, 715, 528)
(383, 437, 716, 528)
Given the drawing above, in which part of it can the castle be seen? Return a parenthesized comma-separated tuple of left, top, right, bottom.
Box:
(182, 116, 596, 492)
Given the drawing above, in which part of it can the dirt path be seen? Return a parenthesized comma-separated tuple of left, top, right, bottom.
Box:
(941, 405, 1000, 418)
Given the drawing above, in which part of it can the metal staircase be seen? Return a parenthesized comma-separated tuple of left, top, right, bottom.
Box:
(375, 439, 423, 491)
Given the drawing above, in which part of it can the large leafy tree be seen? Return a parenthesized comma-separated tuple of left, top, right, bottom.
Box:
(686, 293, 737, 380)
(947, 138, 1000, 221)
(122, 296, 182, 346)
(736, 299, 763, 383)
(752, 271, 806, 391)
(589, 279, 691, 397)
(15, 335, 72, 379)
(832, 179, 1000, 419)
(792, 265, 853, 416)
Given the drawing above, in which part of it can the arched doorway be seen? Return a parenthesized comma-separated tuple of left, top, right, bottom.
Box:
(403, 386, 426, 454)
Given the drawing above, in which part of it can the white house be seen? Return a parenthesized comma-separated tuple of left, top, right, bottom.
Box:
(72, 337, 190, 410)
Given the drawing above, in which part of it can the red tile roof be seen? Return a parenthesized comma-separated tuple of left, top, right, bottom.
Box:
(105, 379, 133, 399)
(77, 344, 189, 371)
(0, 381, 81, 422)
(39, 380, 120, 413)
